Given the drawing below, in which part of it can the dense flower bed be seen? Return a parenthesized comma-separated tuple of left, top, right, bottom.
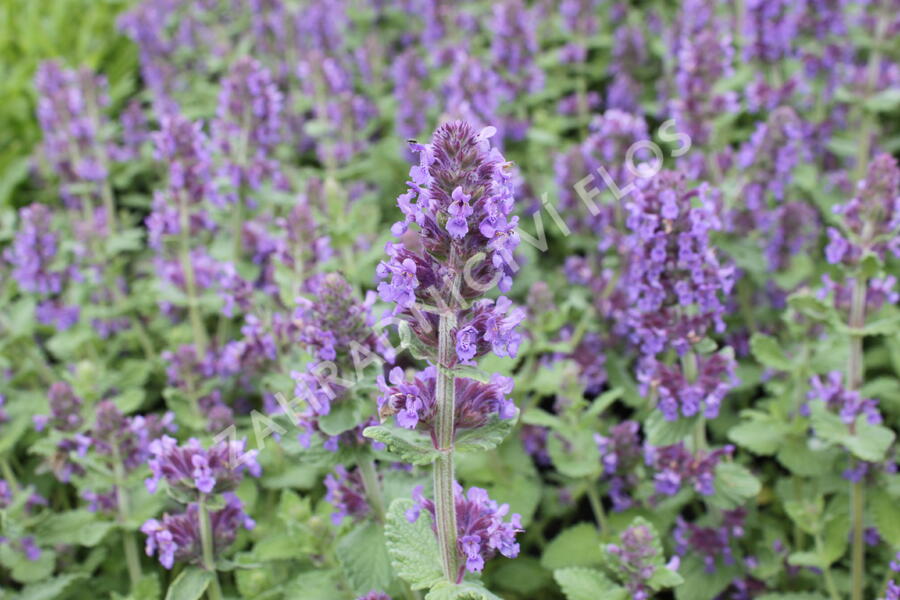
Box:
(1, 1, 899, 599)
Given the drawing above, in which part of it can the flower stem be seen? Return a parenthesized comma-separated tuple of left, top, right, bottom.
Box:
(358, 459, 385, 523)
(434, 311, 459, 583)
(178, 193, 208, 356)
(848, 267, 867, 600)
(198, 495, 224, 600)
(585, 485, 608, 533)
(113, 446, 142, 587)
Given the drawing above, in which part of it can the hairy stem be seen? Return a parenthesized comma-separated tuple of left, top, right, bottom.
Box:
(178, 192, 208, 356)
(434, 311, 459, 583)
(113, 445, 142, 587)
(585, 485, 608, 533)
(848, 267, 867, 600)
(358, 459, 385, 523)
(198, 495, 224, 600)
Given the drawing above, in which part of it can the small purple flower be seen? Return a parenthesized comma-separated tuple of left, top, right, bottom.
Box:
(673, 509, 747, 573)
(408, 483, 522, 581)
(645, 443, 733, 497)
(141, 493, 255, 569)
(34, 382, 83, 433)
(146, 436, 261, 498)
(605, 520, 677, 599)
(4, 204, 65, 295)
(324, 465, 371, 525)
(808, 371, 882, 427)
(356, 592, 391, 600)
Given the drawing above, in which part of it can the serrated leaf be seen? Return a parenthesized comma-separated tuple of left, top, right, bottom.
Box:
(776, 437, 836, 476)
(364, 425, 440, 465)
(336, 521, 394, 595)
(871, 487, 900, 546)
(455, 411, 518, 454)
(384, 499, 443, 590)
(644, 411, 696, 446)
(553, 567, 627, 600)
(318, 397, 361, 436)
(547, 429, 600, 478)
(36, 510, 113, 547)
(541, 524, 604, 570)
(425, 580, 504, 600)
(749, 334, 793, 371)
(164, 568, 212, 600)
(709, 463, 760, 510)
(728, 418, 786, 455)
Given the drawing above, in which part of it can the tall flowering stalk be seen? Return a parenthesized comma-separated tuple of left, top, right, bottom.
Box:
(375, 121, 523, 584)
(826, 153, 900, 600)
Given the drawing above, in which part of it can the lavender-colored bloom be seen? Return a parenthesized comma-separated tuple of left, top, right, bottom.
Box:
(324, 465, 371, 525)
(605, 520, 679, 600)
(377, 367, 515, 440)
(377, 121, 521, 343)
(34, 61, 111, 204)
(639, 352, 737, 421)
(91, 401, 177, 473)
(826, 153, 900, 264)
(673, 509, 747, 573)
(818, 274, 899, 317)
(391, 50, 434, 142)
(594, 421, 642, 511)
(645, 443, 733, 497)
(624, 171, 734, 357)
(212, 57, 284, 204)
(558, 0, 601, 63)
(742, 0, 799, 63)
(883, 581, 900, 600)
(0, 395, 7, 425)
(807, 372, 882, 426)
(521, 424, 550, 466)
(669, 7, 739, 147)
(34, 382, 83, 433)
(146, 435, 261, 497)
(4, 204, 65, 295)
(490, 0, 543, 99)
(442, 51, 510, 144)
(408, 483, 522, 581)
(356, 593, 391, 600)
(141, 492, 255, 569)
(607, 26, 647, 113)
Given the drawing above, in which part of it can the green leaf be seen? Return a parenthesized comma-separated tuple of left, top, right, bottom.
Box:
(490, 557, 552, 595)
(644, 411, 696, 446)
(318, 397, 361, 437)
(784, 497, 825, 535)
(425, 580, 504, 600)
(547, 429, 600, 478)
(36, 510, 113, 547)
(756, 594, 827, 600)
(364, 425, 440, 465)
(776, 437, 836, 476)
(820, 513, 850, 567)
(842, 420, 895, 462)
(164, 567, 213, 600)
(553, 568, 627, 600)
(871, 488, 900, 546)
(384, 499, 443, 590)
(648, 567, 684, 590)
(788, 293, 837, 324)
(709, 463, 760, 510)
(283, 569, 345, 600)
(455, 411, 518, 454)
(674, 556, 736, 600)
(131, 573, 162, 600)
(864, 88, 900, 112)
(728, 417, 786, 456)
(335, 521, 394, 595)
(0, 545, 56, 584)
(17, 574, 86, 600)
(749, 334, 793, 371)
(541, 524, 604, 570)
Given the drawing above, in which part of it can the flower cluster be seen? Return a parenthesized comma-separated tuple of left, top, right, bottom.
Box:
(673, 509, 747, 573)
(324, 465, 371, 525)
(594, 421, 643, 511)
(638, 352, 737, 421)
(376, 367, 516, 437)
(146, 436, 261, 497)
(645, 443, 733, 497)
(806, 372, 883, 426)
(605, 520, 680, 600)
(141, 492, 255, 569)
(408, 484, 522, 580)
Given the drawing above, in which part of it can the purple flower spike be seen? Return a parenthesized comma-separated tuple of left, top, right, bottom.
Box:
(146, 436, 261, 498)
(408, 483, 522, 581)
(324, 465, 372, 525)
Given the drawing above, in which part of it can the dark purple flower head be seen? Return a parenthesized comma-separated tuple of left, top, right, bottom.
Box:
(624, 171, 734, 356)
(90, 401, 177, 473)
(826, 153, 900, 264)
(141, 492, 255, 569)
(673, 509, 747, 573)
(212, 57, 284, 203)
(807, 371, 882, 427)
(34, 382, 83, 433)
(4, 204, 65, 295)
(818, 274, 899, 317)
(324, 465, 371, 525)
(883, 580, 900, 600)
(644, 443, 733, 497)
(408, 483, 522, 581)
(146, 435, 261, 497)
(558, 0, 601, 63)
(377, 367, 515, 441)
